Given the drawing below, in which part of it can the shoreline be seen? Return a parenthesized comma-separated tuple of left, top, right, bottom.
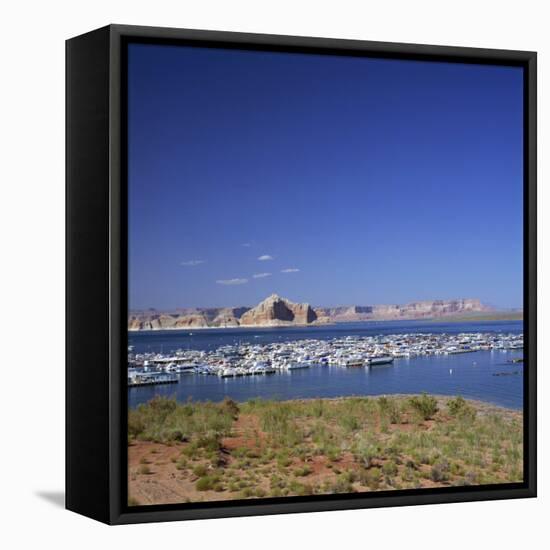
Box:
(129, 392, 524, 413)
(128, 321, 333, 332)
(129, 316, 523, 333)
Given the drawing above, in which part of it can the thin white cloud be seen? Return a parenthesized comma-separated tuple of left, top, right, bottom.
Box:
(181, 260, 205, 266)
(252, 272, 272, 279)
(242, 243, 251, 247)
(216, 278, 248, 285)
(258, 255, 274, 261)
(281, 268, 300, 273)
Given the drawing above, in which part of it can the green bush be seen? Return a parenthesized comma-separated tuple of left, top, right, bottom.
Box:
(128, 411, 146, 437)
(339, 414, 361, 432)
(276, 453, 292, 468)
(294, 465, 312, 477)
(288, 480, 313, 496)
(447, 396, 476, 421)
(196, 476, 216, 491)
(450, 461, 464, 476)
(355, 442, 378, 469)
(382, 460, 398, 477)
(128, 397, 235, 443)
(329, 476, 354, 494)
(175, 457, 188, 470)
(240, 487, 254, 498)
(192, 464, 208, 477)
(363, 467, 382, 490)
(378, 396, 401, 424)
(409, 394, 438, 420)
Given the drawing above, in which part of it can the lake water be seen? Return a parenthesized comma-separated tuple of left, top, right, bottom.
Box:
(128, 320, 524, 409)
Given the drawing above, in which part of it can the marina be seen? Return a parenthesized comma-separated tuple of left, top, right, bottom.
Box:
(128, 320, 524, 409)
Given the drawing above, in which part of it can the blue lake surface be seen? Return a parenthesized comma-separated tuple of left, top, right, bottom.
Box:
(128, 320, 524, 409)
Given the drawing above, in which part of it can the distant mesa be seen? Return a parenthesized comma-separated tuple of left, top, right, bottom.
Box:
(239, 294, 318, 327)
(315, 298, 492, 323)
(128, 296, 495, 331)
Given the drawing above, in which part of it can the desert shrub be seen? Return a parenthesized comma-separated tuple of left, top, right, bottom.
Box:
(276, 452, 292, 468)
(128, 410, 146, 437)
(326, 446, 342, 463)
(450, 462, 464, 476)
(463, 471, 479, 485)
(128, 397, 234, 444)
(402, 465, 416, 482)
(355, 441, 378, 469)
(192, 464, 208, 477)
(294, 465, 312, 477)
(269, 475, 286, 490)
(196, 433, 221, 452)
(221, 397, 240, 419)
(138, 464, 151, 475)
(363, 467, 382, 490)
(339, 413, 361, 432)
(148, 395, 178, 416)
(430, 459, 450, 482)
(288, 480, 313, 496)
(447, 396, 476, 421)
(257, 402, 304, 446)
(311, 399, 325, 418)
(240, 487, 254, 498)
(328, 475, 354, 494)
(168, 429, 186, 442)
(378, 396, 401, 424)
(196, 476, 216, 491)
(175, 457, 188, 470)
(382, 460, 398, 477)
(409, 394, 438, 420)
(339, 470, 358, 484)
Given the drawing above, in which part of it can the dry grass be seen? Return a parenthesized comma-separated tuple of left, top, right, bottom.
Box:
(128, 395, 523, 505)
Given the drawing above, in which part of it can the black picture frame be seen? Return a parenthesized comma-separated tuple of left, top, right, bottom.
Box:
(66, 24, 537, 525)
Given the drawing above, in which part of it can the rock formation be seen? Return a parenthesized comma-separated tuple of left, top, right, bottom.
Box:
(128, 296, 491, 330)
(316, 299, 490, 322)
(239, 294, 318, 327)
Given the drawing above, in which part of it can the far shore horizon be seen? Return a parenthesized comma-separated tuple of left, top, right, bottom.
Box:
(128, 294, 522, 331)
(128, 310, 524, 332)
(130, 294, 522, 314)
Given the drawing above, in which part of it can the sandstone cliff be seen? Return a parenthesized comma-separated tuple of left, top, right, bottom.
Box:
(239, 294, 318, 327)
(128, 296, 492, 330)
(316, 298, 490, 322)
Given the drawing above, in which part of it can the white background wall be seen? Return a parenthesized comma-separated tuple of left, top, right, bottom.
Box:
(0, 0, 546, 547)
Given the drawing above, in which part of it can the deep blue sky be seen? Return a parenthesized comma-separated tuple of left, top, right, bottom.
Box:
(128, 43, 523, 310)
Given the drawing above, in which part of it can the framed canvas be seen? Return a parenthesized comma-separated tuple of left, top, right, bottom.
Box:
(66, 24, 537, 525)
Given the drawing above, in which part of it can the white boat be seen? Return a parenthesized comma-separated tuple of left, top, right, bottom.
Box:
(128, 372, 178, 387)
(344, 357, 364, 367)
(219, 368, 235, 378)
(286, 362, 310, 370)
(367, 356, 394, 366)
